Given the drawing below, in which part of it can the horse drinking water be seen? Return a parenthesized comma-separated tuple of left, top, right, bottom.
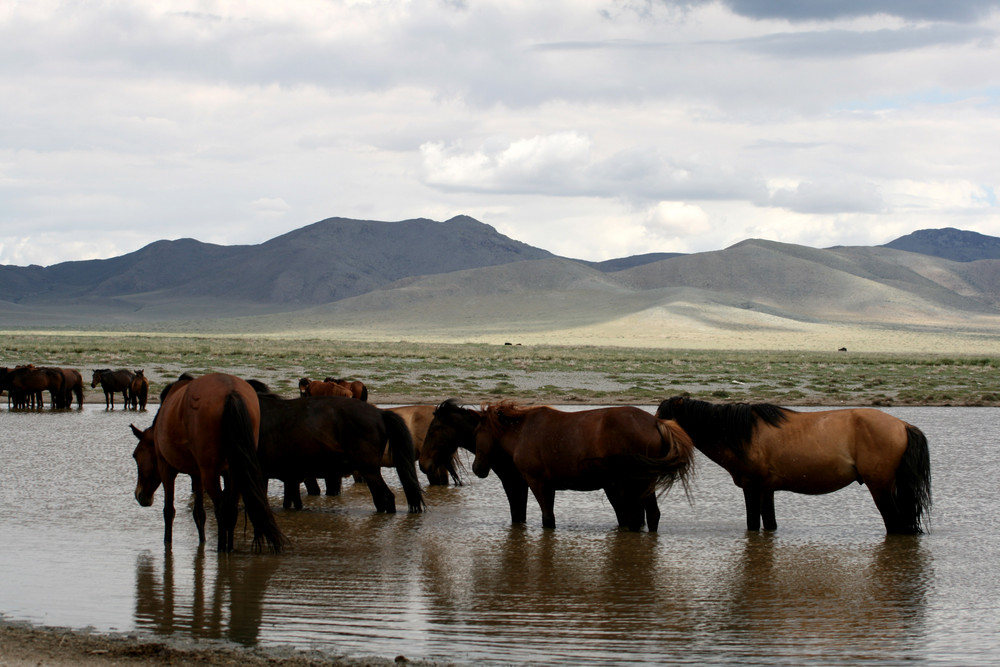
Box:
(130, 373, 285, 552)
(655, 396, 931, 534)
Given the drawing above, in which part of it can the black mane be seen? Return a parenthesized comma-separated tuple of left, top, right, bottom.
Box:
(656, 396, 792, 454)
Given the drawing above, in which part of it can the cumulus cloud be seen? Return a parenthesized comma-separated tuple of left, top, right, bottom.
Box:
(1, 0, 999, 266)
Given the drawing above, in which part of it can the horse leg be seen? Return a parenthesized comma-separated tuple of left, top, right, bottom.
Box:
(644, 494, 661, 532)
(191, 477, 206, 544)
(361, 469, 396, 513)
(205, 474, 234, 552)
(162, 473, 177, 546)
(743, 486, 763, 531)
(870, 483, 908, 534)
(324, 477, 341, 496)
(282, 480, 303, 510)
(499, 474, 529, 524)
(529, 483, 557, 529)
(303, 477, 321, 495)
(761, 491, 777, 531)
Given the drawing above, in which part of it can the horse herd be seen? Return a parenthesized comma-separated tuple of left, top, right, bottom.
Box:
(119, 372, 932, 554)
(0, 365, 148, 410)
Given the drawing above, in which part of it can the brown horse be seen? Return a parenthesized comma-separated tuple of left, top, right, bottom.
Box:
(130, 373, 285, 552)
(324, 377, 368, 401)
(386, 404, 457, 486)
(92, 368, 134, 409)
(0, 365, 64, 408)
(130, 370, 149, 410)
(251, 382, 423, 513)
(469, 401, 694, 531)
(655, 396, 932, 534)
(58, 368, 84, 408)
(298, 378, 352, 398)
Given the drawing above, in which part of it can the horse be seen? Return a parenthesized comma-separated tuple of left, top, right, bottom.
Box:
(92, 368, 134, 409)
(130, 370, 149, 410)
(655, 396, 932, 534)
(386, 404, 458, 486)
(250, 382, 423, 514)
(130, 373, 285, 553)
(0, 365, 64, 408)
(424, 400, 694, 531)
(324, 377, 369, 402)
(298, 377, 353, 398)
(58, 368, 84, 409)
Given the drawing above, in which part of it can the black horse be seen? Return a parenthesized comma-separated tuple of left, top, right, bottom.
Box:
(250, 382, 423, 514)
(91, 368, 134, 409)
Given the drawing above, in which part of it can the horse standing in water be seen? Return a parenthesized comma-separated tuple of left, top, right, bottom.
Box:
(130, 373, 285, 552)
(427, 400, 694, 531)
(92, 368, 134, 409)
(655, 396, 931, 534)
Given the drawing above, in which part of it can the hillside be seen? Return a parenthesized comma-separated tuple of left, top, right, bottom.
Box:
(3, 220, 1000, 353)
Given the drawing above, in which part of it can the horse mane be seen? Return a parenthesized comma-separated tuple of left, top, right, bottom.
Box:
(246, 378, 275, 395)
(480, 400, 538, 435)
(659, 395, 793, 454)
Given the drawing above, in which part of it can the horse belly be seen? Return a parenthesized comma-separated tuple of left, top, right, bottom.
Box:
(770, 456, 856, 495)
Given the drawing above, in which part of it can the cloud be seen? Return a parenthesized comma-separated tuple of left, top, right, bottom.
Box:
(652, 0, 1000, 23)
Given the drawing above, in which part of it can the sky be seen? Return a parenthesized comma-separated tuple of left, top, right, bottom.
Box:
(2, 0, 1000, 267)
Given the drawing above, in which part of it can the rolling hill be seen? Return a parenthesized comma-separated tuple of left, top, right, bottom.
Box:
(3, 218, 1000, 352)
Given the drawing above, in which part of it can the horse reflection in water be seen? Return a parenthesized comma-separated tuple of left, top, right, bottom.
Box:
(710, 534, 931, 662)
(134, 550, 280, 646)
(656, 397, 932, 534)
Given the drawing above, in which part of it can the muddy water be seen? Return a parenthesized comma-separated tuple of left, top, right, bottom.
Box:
(1, 405, 998, 665)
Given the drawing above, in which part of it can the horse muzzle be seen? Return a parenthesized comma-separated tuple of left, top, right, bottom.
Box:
(472, 457, 490, 479)
(134, 489, 154, 507)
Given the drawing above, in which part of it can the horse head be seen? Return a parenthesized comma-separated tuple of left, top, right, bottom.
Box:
(91, 369, 107, 388)
(419, 399, 476, 479)
(130, 423, 161, 507)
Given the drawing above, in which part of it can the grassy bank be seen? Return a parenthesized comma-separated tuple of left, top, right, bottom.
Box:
(2, 332, 999, 406)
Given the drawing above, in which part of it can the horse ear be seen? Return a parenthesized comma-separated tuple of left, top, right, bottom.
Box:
(130, 423, 145, 440)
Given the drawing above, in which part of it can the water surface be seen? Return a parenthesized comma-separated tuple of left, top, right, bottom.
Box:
(1, 405, 997, 664)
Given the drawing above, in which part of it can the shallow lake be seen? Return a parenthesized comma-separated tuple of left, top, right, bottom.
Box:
(1, 404, 998, 665)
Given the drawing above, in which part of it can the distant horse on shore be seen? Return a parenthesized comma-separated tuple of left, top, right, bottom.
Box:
(130, 370, 149, 410)
(655, 396, 931, 534)
(130, 373, 285, 552)
(324, 377, 368, 401)
(58, 368, 84, 408)
(298, 378, 352, 398)
(92, 368, 134, 409)
(1, 365, 64, 408)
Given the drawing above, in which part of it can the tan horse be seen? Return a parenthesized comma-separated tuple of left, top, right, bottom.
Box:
(656, 396, 931, 534)
(385, 405, 456, 485)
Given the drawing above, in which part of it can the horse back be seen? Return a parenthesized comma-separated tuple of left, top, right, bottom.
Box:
(156, 373, 259, 475)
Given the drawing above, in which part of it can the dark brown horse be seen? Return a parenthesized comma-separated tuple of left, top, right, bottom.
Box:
(251, 382, 423, 514)
(58, 368, 84, 409)
(130, 370, 149, 410)
(425, 400, 694, 530)
(0, 365, 64, 408)
(298, 378, 352, 398)
(655, 396, 932, 534)
(92, 368, 134, 409)
(130, 373, 285, 552)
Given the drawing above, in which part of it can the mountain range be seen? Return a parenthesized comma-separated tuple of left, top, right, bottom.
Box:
(3, 216, 1000, 348)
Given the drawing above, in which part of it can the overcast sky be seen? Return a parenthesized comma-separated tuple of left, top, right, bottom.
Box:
(2, 0, 999, 266)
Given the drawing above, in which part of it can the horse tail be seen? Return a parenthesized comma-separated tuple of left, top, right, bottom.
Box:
(653, 419, 696, 497)
(221, 391, 286, 553)
(383, 409, 424, 513)
(893, 424, 932, 534)
(359, 384, 369, 402)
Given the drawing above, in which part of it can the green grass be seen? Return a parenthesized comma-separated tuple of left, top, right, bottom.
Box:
(2, 332, 999, 406)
